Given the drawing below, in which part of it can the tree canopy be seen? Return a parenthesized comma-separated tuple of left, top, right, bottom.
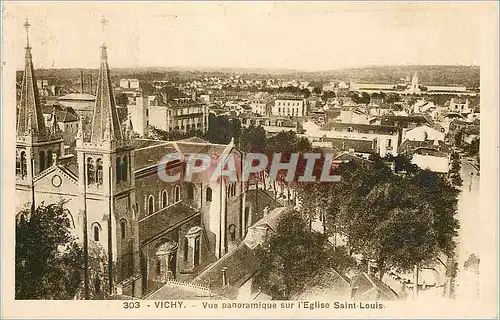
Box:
(16, 202, 109, 299)
(253, 210, 329, 299)
(296, 155, 460, 278)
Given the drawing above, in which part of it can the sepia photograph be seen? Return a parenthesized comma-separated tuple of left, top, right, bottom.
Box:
(1, 1, 498, 319)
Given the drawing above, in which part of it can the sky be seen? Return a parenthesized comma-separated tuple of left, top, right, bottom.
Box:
(4, 2, 488, 71)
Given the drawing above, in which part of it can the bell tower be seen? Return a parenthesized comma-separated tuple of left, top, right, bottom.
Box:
(75, 16, 141, 297)
(16, 19, 63, 210)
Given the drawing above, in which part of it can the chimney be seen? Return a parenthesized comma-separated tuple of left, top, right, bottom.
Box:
(263, 206, 270, 216)
(89, 72, 93, 94)
(80, 70, 84, 93)
(221, 267, 228, 287)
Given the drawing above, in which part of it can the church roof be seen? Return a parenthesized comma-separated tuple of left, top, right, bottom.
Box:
(16, 22, 47, 139)
(134, 141, 178, 171)
(139, 203, 199, 247)
(89, 45, 123, 143)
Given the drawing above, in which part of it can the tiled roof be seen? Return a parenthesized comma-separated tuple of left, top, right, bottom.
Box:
(351, 272, 398, 301)
(324, 122, 398, 134)
(328, 138, 375, 154)
(398, 139, 451, 155)
(139, 203, 199, 247)
(193, 243, 261, 296)
(381, 115, 431, 127)
(293, 268, 351, 300)
(134, 140, 178, 171)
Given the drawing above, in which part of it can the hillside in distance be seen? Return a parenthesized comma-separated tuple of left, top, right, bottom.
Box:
(20, 65, 479, 88)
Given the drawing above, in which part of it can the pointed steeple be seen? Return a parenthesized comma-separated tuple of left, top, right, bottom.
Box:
(17, 19, 46, 138)
(89, 16, 122, 143)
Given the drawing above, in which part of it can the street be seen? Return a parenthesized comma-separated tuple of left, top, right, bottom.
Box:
(454, 158, 480, 301)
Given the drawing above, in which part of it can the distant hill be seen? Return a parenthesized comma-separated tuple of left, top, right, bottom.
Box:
(18, 65, 479, 89)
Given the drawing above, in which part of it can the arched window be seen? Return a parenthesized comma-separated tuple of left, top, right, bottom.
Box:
(16, 153, 21, 176)
(20, 151, 27, 177)
(148, 195, 154, 215)
(63, 209, 75, 229)
(116, 157, 122, 183)
(206, 187, 212, 202)
(47, 150, 53, 167)
(229, 224, 236, 241)
(92, 223, 101, 241)
(175, 186, 181, 202)
(122, 155, 128, 182)
(87, 158, 95, 185)
(161, 190, 168, 208)
(187, 184, 194, 200)
(120, 219, 127, 239)
(156, 260, 161, 274)
(39, 150, 46, 172)
(96, 158, 103, 185)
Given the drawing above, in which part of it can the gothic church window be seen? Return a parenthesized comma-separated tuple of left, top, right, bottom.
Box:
(206, 187, 212, 202)
(148, 196, 155, 215)
(92, 223, 101, 241)
(175, 186, 181, 202)
(120, 220, 127, 239)
(96, 158, 103, 185)
(229, 224, 236, 242)
(39, 150, 46, 172)
(122, 156, 128, 182)
(20, 152, 27, 177)
(16, 153, 21, 176)
(87, 158, 95, 185)
(161, 190, 168, 208)
(116, 157, 122, 182)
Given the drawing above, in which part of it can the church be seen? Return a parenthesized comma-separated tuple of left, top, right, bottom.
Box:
(15, 20, 257, 298)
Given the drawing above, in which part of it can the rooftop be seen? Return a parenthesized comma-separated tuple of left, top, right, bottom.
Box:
(58, 93, 96, 101)
(139, 203, 199, 247)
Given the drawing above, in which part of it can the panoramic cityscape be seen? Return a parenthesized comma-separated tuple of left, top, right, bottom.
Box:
(12, 3, 482, 305)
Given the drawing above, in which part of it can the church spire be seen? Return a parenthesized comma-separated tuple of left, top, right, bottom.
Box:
(89, 16, 122, 143)
(17, 19, 47, 138)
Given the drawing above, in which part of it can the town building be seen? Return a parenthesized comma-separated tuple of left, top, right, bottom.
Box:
(304, 121, 399, 157)
(128, 95, 209, 136)
(448, 98, 472, 114)
(271, 96, 307, 117)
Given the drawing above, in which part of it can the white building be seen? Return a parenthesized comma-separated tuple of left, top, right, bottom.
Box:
(272, 97, 306, 117)
(404, 125, 445, 142)
(305, 121, 399, 157)
(449, 98, 472, 114)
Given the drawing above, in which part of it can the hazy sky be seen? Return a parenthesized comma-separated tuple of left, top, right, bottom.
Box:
(5, 2, 487, 71)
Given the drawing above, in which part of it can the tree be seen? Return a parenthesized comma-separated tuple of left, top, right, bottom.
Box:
(297, 155, 460, 279)
(16, 201, 76, 299)
(16, 201, 110, 299)
(204, 114, 242, 144)
(454, 130, 463, 147)
(253, 210, 328, 299)
(114, 93, 129, 106)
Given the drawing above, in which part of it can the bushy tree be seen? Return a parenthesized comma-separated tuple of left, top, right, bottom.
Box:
(16, 202, 110, 300)
(253, 210, 328, 299)
(297, 155, 460, 279)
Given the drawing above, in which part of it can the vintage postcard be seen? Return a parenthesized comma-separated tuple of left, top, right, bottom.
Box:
(1, 1, 498, 319)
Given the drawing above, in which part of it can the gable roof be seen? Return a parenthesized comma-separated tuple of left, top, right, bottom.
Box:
(192, 243, 261, 298)
(351, 272, 398, 301)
